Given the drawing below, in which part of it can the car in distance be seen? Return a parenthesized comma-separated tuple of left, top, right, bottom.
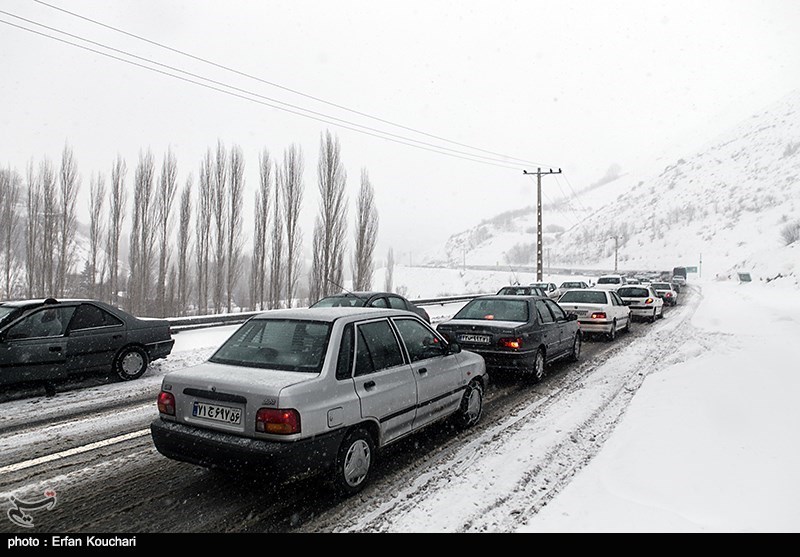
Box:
(150, 307, 486, 495)
(615, 286, 664, 322)
(557, 289, 631, 340)
(310, 291, 430, 323)
(0, 298, 174, 387)
(649, 282, 679, 306)
(530, 282, 559, 299)
(436, 295, 580, 382)
(593, 275, 627, 291)
(553, 280, 590, 299)
(672, 267, 687, 287)
(496, 285, 548, 297)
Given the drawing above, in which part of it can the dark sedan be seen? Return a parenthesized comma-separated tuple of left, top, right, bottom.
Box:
(310, 291, 431, 323)
(436, 295, 580, 382)
(0, 298, 174, 388)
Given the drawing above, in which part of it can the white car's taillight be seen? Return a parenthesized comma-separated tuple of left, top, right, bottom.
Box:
(256, 408, 301, 435)
(157, 391, 175, 416)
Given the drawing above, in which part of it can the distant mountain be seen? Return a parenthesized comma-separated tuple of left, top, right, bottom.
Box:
(427, 90, 800, 285)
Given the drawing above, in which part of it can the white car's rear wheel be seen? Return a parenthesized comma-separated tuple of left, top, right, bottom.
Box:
(333, 428, 375, 496)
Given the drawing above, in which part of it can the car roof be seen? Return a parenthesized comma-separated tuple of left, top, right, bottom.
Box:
(251, 306, 417, 322)
(472, 294, 548, 302)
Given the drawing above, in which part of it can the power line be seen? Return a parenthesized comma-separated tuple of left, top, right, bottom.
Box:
(32, 0, 556, 169)
(0, 17, 527, 171)
(0, 10, 530, 170)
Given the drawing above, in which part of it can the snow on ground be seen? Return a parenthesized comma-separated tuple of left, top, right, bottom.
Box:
(520, 278, 800, 532)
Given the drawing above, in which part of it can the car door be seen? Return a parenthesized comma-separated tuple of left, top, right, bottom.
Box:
(66, 303, 127, 374)
(533, 300, 561, 359)
(392, 317, 463, 431)
(610, 292, 630, 326)
(352, 319, 418, 444)
(543, 299, 573, 357)
(0, 305, 76, 384)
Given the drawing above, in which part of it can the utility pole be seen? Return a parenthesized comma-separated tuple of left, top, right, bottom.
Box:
(523, 167, 562, 281)
(614, 236, 619, 272)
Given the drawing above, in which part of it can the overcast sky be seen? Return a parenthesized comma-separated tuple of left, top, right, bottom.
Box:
(2, 0, 800, 261)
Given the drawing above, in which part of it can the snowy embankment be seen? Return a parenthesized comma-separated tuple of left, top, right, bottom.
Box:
(522, 278, 800, 532)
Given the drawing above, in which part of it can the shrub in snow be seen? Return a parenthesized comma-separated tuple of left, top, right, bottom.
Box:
(781, 221, 800, 246)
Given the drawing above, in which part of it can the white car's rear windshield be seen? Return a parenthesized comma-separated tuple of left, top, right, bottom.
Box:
(617, 287, 650, 298)
(454, 299, 529, 322)
(209, 319, 331, 372)
(559, 291, 607, 304)
(597, 277, 621, 284)
(651, 283, 671, 289)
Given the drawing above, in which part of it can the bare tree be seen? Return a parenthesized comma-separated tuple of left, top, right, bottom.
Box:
(352, 168, 379, 291)
(107, 155, 127, 306)
(56, 144, 80, 296)
(278, 144, 304, 307)
(195, 150, 213, 315)
(177, 177, 192, 316)
(267, 168, 284, 310)
(226, 145, 245, 312)
(128, 150, 156, 315)
(88, 172, 106, 298)
(250, 150, 271, 310)
(212, 140, 228, 313)
(39, 158, 58, 295)
(310, 131, 348, 302)
(384, 247, 394, 292)
(24, 161, 42, 298)
(0, 167, 21, 299)
(156, 149, 179, 317)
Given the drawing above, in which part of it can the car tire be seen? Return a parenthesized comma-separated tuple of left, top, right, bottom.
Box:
(625, 316, 632, 333)
(454, 380, 483, 429)
(531, 349, 546, 382)
(113, 345, 149, 381)
(658, 306, 664, 319)
(568, 333, 581, 361)
(606, 320, 617, 341)
(333, 428, 375, 496)
(649, 310, 657, 323)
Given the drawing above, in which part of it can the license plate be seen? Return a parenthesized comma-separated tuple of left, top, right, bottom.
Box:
(192, 401, 242, 425)
(457, 334, 491, 344)
(569, 310, 588, 316)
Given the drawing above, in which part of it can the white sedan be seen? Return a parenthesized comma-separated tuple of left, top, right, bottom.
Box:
(557, 289, 632, 340)
(616, 285, 665, 322)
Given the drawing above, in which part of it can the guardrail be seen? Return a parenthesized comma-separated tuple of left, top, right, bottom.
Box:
(166, 293, 492, 333)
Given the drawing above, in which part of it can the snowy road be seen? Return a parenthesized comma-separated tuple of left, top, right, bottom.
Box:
(0, 294, 693, 533)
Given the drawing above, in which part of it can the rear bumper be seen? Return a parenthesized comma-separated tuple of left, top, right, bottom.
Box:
(146, 339, 174, 361)
(628, 307, 656, 317)
(464, 348, 537, 372)
(150, 418, 346, 477)
(577, 320, 613, 333)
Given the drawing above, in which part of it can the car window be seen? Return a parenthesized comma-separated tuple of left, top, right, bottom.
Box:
(69, 304, 123, 330)
(535, 300, 554, 324)
(610, 293, 621, 306)
(354, 320, 405, 376)
(558, 290, 608, 304)
(369, 297, 389, 309)
(454, 299, 529, 322)
(597, 277, 620, 284)
(312, 296, 364, 308)
(209, 319, 331, 372)
(393, 318, 445, 363)
(6, 306, 76, 339)
(544, 299, 567, 321)
(335, 323, 354, 380)
(617, 287, 650, 298)
(387, 296, 407, 310)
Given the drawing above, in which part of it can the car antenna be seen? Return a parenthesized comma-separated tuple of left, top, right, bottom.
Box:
(507, 265, 520, 285)
(326, 279, 368, 301)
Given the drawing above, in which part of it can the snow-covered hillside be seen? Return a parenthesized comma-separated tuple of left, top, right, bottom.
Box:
(428, 90, 800, 287)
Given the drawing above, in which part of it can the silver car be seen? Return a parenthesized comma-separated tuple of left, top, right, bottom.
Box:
(150, 307, 487, 495)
